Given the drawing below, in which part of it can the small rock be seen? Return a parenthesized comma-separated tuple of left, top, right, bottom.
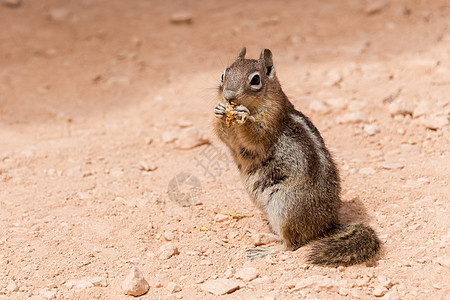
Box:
(325, 98, 348, 109)
(49, 8, 70, 21)
(379, 162, 404, 170)
(121, 266, 150, 296)
(170, 12, 193, 24)
(214, 214, 229, 222)
(421, 115, 449, 130)
(383, 290, 400, 300)
(200, 259, 213, 266)
(364, 124, 380, 136)
(85, 276, 107, 287)
(323, 69, 342, 87)
(309, 100, 330, 114)
(252, 232, 280, 246)
(176, 126, 209, 150)
(6, 281, 19, 292)
(359, 167, 376, 175)
(162, 131, 178, 143)
(158, 242, 179, 260)
(166, 282, 182, 293)
(336, 112, 367, 124)
(413, 100, 431, 118)
(138, 160, 157, 172)
(201, 278, 239, 295)
(372, 284, 388, 297)
(1, 0, 21, 8)
(365, 0, 390, 15)
(163, 231, 175, 241)
(235, 267, 259, 282)
(388, 99, 414, 117)
(64, 280, 93, 290)
(251, 276, 273, 285)
(40, 289, 56, 299)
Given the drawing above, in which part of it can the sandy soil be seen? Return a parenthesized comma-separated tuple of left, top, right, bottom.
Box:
(0, 0, 449, 299)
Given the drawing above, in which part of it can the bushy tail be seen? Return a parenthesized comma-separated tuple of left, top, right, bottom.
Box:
(307, 223, 381, 266)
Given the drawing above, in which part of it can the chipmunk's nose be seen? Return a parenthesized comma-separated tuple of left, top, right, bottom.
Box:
(223, 89, 236, 102)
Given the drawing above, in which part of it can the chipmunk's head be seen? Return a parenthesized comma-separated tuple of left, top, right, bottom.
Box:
(219, 47, 279, 110)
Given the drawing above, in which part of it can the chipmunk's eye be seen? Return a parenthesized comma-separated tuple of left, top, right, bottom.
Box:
(250, 74, 260, 85)
(249, 72, 262, 90)
(221, 70, 226, 82)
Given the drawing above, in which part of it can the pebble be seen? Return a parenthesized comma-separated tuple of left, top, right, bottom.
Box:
(365, 0, 390, 15)
(372, 284, 388, 297)
(252, 232, 280, 246)
(336, 112, 367, 124)
(170, 12, 193, 24)
(200, 259, 213, 266)
(121, 266, 150, 296)
(163, 231, 175, 241)
(201, 278, 240, 295)
(214, 213, 229, 222)
(1, 0, 21, 8)
(388, 99, 414, 117)
(309, 100, 330, 114)
(323, 69, 342, 87)
(251, 276, 273, 285)
(138, 161, 157, 172)
(158, 242, 179, 260)
(166, 282, 182, 293)
(325, 98, 348, 109)
(364, 124, 380, 136)
(359, 167, 376, 175)
(383, 290, 400, 300)
(421, 115, 449, 130)
(49, 8, 70, 21)
(176, 126, 209, 150)
(40, 289, 56, 299)
(379, 162, 404, 170)
(64, 280, 93, 290)
(162, 131, 178, 143)
(6, 281, 19, 292)
(413, 100, 431, 118)
(235, 267, 259, 282)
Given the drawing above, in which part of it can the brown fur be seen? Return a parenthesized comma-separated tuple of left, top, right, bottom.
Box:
(213, 47, 381, 266)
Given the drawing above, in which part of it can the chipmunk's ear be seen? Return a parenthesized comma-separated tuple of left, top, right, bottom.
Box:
(260, 49, 275, 78)
(237, 47, 246, 59)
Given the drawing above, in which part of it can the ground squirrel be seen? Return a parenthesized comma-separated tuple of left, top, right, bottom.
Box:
(213, 47, 381, 266)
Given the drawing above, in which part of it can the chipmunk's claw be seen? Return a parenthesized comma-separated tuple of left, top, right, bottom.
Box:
(246, 245, 285, 260)
(231, 106, 254, 124)
(214, 102, 226, 118)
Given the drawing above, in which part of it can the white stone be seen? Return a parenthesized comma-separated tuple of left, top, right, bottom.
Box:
(121, 266, 150, 296)
(170, 12, 193, 24)
(49, 8, 70, 21)
(421, 115, 449, 130)
(413, 100, 431, 118)
(161, 131, 178, 143)
(158, 242, 179, 260)
(166, 282, 182, 293)
(252, 233, 280, 246)
(235, 267, 259, 282)
(6, 281, 19, 292)
(309, 100, 330, 114)
(325, 98, 348, 109)
(163, 231, 175, 241)
(388, 99, 414, 117)
(201, 278, 239, 295)
(364, 124, 380, 136)
(64, 280, 93, 290)
(176, 126, 209, 149)
(379, 162, 404, 170)
(293, 275, 339, 292)
(40, 289, 56, 299)
(251, 276, 273, 285)
(335, 112, 367, 124)
(214, 214, 229, 222)
(359, 167, 376, 175)
(373, 284, 388, 297)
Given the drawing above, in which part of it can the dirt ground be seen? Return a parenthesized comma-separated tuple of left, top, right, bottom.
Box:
(0, 0, 449, 299)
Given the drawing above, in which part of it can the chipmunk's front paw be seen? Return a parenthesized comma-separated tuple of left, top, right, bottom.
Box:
(214, 102, 227, 118)
(231, 105, 255, 125)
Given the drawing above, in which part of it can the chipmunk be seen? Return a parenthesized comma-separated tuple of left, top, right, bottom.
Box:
(213, 47, 381, 266)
